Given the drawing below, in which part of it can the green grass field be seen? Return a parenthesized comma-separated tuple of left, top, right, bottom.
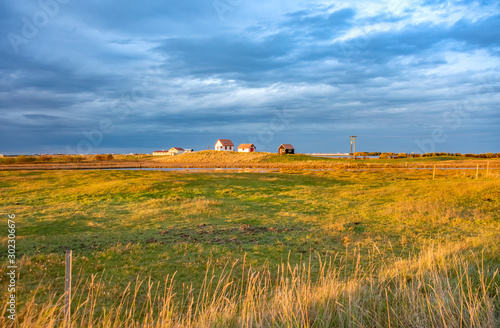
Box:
(1, 168, 499, 327)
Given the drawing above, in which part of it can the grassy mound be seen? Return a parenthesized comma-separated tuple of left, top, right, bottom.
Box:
(149, 152, 500, 167)
(150, 150, 325, 165)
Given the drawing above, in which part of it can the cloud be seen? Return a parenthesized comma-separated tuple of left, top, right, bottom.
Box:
(0, 0, 499, 154)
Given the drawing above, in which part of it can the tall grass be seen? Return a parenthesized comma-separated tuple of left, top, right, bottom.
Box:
(3, 244, 498, 327)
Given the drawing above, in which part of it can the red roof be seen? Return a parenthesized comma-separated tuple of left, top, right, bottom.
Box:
(279, 144, 294, 150)
(170, 147, 184, 151)
(216, 139, 234, 146)
(238, 144, 256, 149)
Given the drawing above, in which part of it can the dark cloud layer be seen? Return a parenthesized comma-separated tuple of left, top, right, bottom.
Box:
(0, 0, 499, 154)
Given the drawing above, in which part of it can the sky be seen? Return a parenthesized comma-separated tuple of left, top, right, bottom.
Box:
(0, 0, 499, 155)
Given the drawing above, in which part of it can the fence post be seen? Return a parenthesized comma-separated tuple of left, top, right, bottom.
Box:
(64, 249, 72, 327)
(486, 161, 489, 177)
(433, 165, 436, 180)
(476, 164, 479, 180)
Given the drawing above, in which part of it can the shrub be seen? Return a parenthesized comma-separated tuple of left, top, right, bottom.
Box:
(38, 155, 53, 162)
(94, 154, 105, 161)
(379, 153, 389, 159)
(63, 155, 84, 162)
(16, 155, 37, 164)
(0, 157, 15, 164)
(105, 154, 114, 160)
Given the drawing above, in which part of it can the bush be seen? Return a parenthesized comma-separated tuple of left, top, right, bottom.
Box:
(16, 155, 37, 164)
(379, 153, 389, 159)
(94, 154, 114, 161)
(63, 155, 84, 162)
(38, 155, 53, 162)
(0, 157, 15, 164)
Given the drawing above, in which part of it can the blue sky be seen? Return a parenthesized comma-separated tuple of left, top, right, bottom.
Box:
(1, 0, 499, 154)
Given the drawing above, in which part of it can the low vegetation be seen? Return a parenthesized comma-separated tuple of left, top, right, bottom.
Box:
(1, 151, 500, 167)
(6, 245, 499, 327)
(0, 168, 499, 327)
(0, 154, 118, 164)
(374, 152, 500, 159)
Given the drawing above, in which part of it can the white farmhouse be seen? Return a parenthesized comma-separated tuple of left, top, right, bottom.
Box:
(237, 144, 256, 153)
(215, 139, 234, 151)
(167, 147, 185, 156)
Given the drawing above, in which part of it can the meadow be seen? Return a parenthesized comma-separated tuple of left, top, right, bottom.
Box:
(2, 151, 500, 169)
(0, 165, 499, 327)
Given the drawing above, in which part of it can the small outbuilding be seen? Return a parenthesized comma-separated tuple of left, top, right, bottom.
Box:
(152, 150, 170, 156)
(215, 139, 234, 151)
(237, 144, 256, 153)
(278, 144, 295, 155)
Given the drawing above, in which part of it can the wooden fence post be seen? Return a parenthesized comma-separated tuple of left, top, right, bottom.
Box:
(486, 161, 490, 177)
(433, 165, 436, 180)
(64, 249, 72, 327)
(476, 164, 479, 180)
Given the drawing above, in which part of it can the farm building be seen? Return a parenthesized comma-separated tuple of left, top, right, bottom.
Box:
(152, 150, 170, 156)
(152, 147, 185, 156)
(167, 147, 185, 156)
(278, 144, 295, 155)
(215, 139, 234, 151)
(237, 144, 256, 153)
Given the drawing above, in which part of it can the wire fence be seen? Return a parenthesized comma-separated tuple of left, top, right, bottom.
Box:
(18, 247, 226, 291)
(19, 245, 321, 327)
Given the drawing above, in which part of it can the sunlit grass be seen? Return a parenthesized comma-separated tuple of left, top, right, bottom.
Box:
(0, 168, 499, 326)
(2, 243, 498, 327)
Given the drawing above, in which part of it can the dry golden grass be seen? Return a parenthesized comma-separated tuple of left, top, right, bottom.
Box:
(150, 151, 274, 165)
(1, 169, 498, 327)
(2, 151, 500, 171)
(2, 242, 498, 328)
